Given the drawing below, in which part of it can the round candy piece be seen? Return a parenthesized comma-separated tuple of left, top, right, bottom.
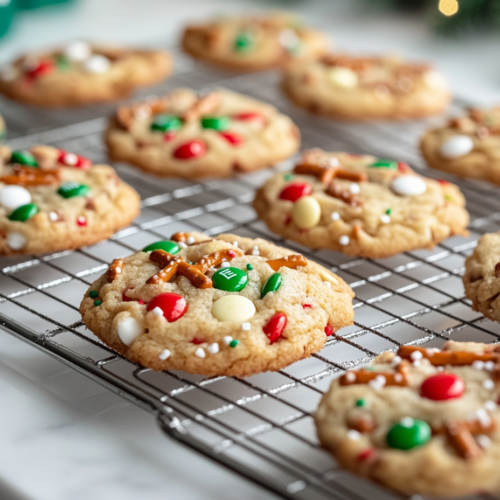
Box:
(26, 60, 54, 79)
(117, 316, 143, 346)
(8, 203, 38, 222)
(151, 115, 183, 132)
(57, 182, 90, 199)
(439, 135, 474, 159)
(0, 185, 32, 211)
(173, 140, 207, 160)
(263, 312, 287, 344)
(7, 232, 27, 250)
(142, 240, 180, 254)
(201, 116, 231, 131)
(64, 41, 92, 62)
(279, 182, 313, 202)
(420, 373, 465, 401)
(391, 175, 427, 196)
(328, 67, 358, 89)
(219, 131, 244, 146)
(234, 32, 254, 52)
(147, 293, 187, 322)
(212, 267, 248, 292)
(291, 195, 321, 229)
(10, 150, 38, 167)
(370, 159, 397, 170)
(386, 418, 431, 450)
(211, 295, 256, 322)
(261, 272, 282, 298)
(84, 55, 111, 74)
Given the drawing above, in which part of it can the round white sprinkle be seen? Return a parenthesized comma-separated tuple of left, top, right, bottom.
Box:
(278, 28, 300, 49)
(339, 235, 350, 246)
(439, 135, 474, 159)
(152, 306, 163, 317)
(437, 366, 444, 371)
(391, 175, 427, 197)
(400, 417, 414, 427)
(330, 212, 340, 221)
(323, 281, 332, 287)
(413, 360, 421, 367)
(178, 241, 187, 248)
(0, 185, 32, 211)
(485, 361, 496, 371)
(349, 183, 360, 194)
(0, 65, 17, 81)
(207, 343, 219, 354)
(63, 153, 78, 166)
(186, 236, 195, 244)
(484, 400, 497, 412)
(251, 246, 260, 256)
(48, 211, 59, 222)
(328, 157, 340, 167)
(64, 40, 92, 61)
(159, 349, 171, 360)
(368, 375, 386, 390)
(117, 317, 143, 346)
(410, 350, 423, 361)
(483, 379, 495, 390)
(195, 348, 205, 358)
(232, 241, 238, 247)
(394, 373, 403, 383)
(84, 55, 111, 74)
(7, 232, 27, 250)
(391, 355, 402, 366)
(241, 322, 251, 331)
(477, 434, 491, 449)
(473, 360, 485, 370)
(347, 430, 361, 440)
(380, 214, 391, 224)
(223, 336, 233, 345)
(476, 408, 491, 427)
(220, 261, 230, 268)
(345, 371, 356, 382)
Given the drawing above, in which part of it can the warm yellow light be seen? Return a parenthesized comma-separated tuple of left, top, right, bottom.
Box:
(439, 0, 459, 16)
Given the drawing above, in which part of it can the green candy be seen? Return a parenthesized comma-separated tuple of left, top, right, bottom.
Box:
(57, 182, 90, 199)
(229, 339, 240, 348)
(142, 241, 180, 254)
(54, 54, 71, 71)
(355, 399, 365, 407)
(386, 418, 431, 451)
(201, 116, 231, 131)
(234, 32, 254, 52)
(94, 300, 102, 306)
(246, 263, 253, 271)
(283, 173, 293, 181)
(8, 203, 38, 222)
(212, 267, 248, 292)
(150, 115, 183, 132)
(89, 290, 98, 298)
(261, 272, 282, 298)
(10, 150, 38, 167)
(385, 208, 392, 215)
(370, 159, 397, 170)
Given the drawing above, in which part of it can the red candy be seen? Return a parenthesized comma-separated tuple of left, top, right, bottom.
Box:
(58, 150, 92, 169)
(122, 288, 133, 302)
(279, 182, 313, 202)
(420, 373, 465, 401)
(173, 140, 207, 160)
(397, 161, 409, 172)
(228, 250, 237, 258)
(357, 448, 377, 462)
(191, 338, 205, 345)
(303, 304, 313, 310)
(438, 179, 449, 185)
(76, 216, 87, 227)
(219, 131, 244, 146)
(232, 112, 265, 125)
(263, 312, 287, 344)
(147, 293, 187, 322)
(164, 132, 176, 142)
(26, 60, 54, 79)
(324, 324, 334, 336)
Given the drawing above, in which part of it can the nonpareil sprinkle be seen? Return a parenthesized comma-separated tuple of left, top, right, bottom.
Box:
(94, 300, 102, 306)
(246, 263, 253, 271)
(229, 339, 240, 348)
(89, 290, 98, 298)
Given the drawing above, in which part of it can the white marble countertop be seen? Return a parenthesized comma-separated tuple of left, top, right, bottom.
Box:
(1, 1, 500, 499)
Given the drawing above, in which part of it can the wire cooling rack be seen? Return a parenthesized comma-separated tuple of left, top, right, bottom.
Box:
(1, 47, 499, 500)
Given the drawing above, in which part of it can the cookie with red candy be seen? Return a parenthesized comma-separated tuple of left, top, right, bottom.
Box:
(80, 231, 354, 377)
(105, 87, 300, 179)
(316, 340, 500, 498)
(0, 40, 171, 107)
(0, 144, 139, 255)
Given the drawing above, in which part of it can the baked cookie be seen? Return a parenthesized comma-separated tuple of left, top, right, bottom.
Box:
(182, 12, 328, 72)
(106, 88, 300, 179)
(421, 106, 500, 184)
(0, 145, 140, 255)
(282, 54, 451, 120)
(463, 231, 500, 323)
(253, 149, 469, 258)
(80, 231, 354, 377)
(0, 114, 5, 142)
(316, 341, 500, 497)
(0, 40, 171, 107)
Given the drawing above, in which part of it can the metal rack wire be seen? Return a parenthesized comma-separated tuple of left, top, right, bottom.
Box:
(0, 47, 497, 500)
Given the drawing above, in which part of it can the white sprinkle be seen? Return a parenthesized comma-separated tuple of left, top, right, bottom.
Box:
(7, 232, 27, 250)
(278, 28, 300, 50)
(484, 400, 497, 412)
(485, 361, 496, 371)
(473, 360, 485, 370)
(349, 183, 360, 194)
(368, 375, 386, 390)
(178, 241, 187, 248)
(323, 281, 331, 287)
(159, 349, 171, 360)
(339, 235, 350, 246)
(345, 371, 356, 382)
(186, 236, 195, 244)
(251, 246, 260, 256)
(195, 348, 205, 358)
(380, 214, 391, 224)
(347, 430, 361, 440)
(477, 434, 491, 449)
(207, 343, 219, 354)
(426, 348, 439, 355)
(410, 351, 423, 361)
(232, 241, 238, 247)
(476, 408, 491, 427)
(331, 212, 340, 221)
(391, 355, 402, 366)
(115, 267, 122, 274)
(328, 157, 340, 167)
(220, 261, 230, 268)
(413, 360, 421, 367)
(152, 306, 163, 317)
(400, 417, 414, 428)
(437, 366, 444, 371)
(223, 336, 233, 345)
(48, 211, 59, 222)
(241, 322, 251, 331)
(63, 153, 78, 166)
(483, 379, 495, 390)
(84, 54, 111, 74)
(64, 40, 92, 61)
(394, 373, 402, 383)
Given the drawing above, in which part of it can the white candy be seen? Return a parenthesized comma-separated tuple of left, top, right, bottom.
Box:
(241, 322, 251, 331)
(328, 67, 358, 89)
(410, 351, 423, 361)
(339, 235, 350, 246)
(207, 343, 219, 354)
(331, 212, 340, 221)
(195, 347, 205, 358)
(391, 175, 427, 196)
(439, 135, 474, 159)
(220, 261, 230, 268)
(117, 317, 143, 346)
(477, 434, 491, 449)
(0, 185, 31, 211)
(211, 295, 256, 322)
(291, 195, 321, 229)
(349, 183, 360, 194)
(62, 153, 78, 166)
(152, 306, 163, 317)
(380, 214, 391, 224)
(186, 236, 195, 244)
(483, 379, 495, 390)
(159, 349, 171, 360)
(223, 336, 233, 345)
(484, 400, 497, 411)
(84, 55, 111, 74)
(347, 430, 361, 440)
(7, 232, 26, 250)
(64, 41, 92, 62)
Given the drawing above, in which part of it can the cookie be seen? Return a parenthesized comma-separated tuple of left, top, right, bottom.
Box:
(80, 231, 354, 377)
(253, 149, 469, 258)
(421, 106, 500, 184)
(0, 114, 5, 142)
(0, 145, 140, 255)
(0, 40, 171, 107)
(105, 88, 300, 179)
(282, 53, 451, 120)
(316, 340, 500, 497)
(182, 12, 328, 72)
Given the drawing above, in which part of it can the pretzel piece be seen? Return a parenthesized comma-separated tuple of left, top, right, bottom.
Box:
(183, 92, 221, 122)
(445, 422, 482, 460)
(340, 363, 410, 387)
(106, 259, 125, 282)
(171, 232, 190, 243)
(398, 345, 499, 367)
(266, 254, 307, 271)
(349, 415, 377, 433)
(326, 181, 362, 207)
(294, 162, 336, 184)
(0, 167, 60, 186)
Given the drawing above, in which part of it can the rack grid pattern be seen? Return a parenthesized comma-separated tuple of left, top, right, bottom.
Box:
(0, 47, 498, 500)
